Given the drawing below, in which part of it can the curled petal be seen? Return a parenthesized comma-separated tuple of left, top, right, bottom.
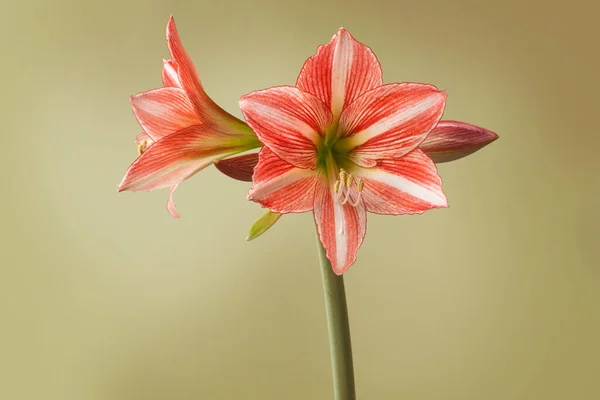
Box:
(130, 87, 201, 142)
(118, 124, 250, 193)
(338, 83, 446, 167)
(240, 86, 332, 169)
(313, 175, 367, 274)
(167, 184, 180, 218)
(161, 59, 181, 88)
(248, 147, 319, 213)
(214, 152, 259, 182)
(296, 28, 383, 118)
(419, 120, 499, 163)
(355, 149, 448, 215)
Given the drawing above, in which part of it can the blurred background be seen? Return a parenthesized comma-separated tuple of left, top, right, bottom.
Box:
(1, 0, 598, 399)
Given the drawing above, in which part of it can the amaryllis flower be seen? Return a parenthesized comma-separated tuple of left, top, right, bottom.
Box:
(240, 28, 496, 274)
(118, 16, 261, 217)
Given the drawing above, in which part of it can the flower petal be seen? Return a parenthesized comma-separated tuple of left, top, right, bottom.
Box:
(247, 147, 319, 213)
(214, 152, 259, 182)
(338, 83, 446, 167)
(130, 87, 201, 142)
(240, 86, 332, 169)
(313, 174, 367, 274)
(355, 149, 448, 215)
(166, 16, 247, 133)
(165, 17, 208, 114)
(161, 59, 181, 88)
(296, 28, 382, 118)
(118, 124, 246, 193)
(166, 184, 180, 218)
(419, 120, 499, 163)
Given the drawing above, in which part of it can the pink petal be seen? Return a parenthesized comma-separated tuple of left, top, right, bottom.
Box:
(130, 87, 201, 142)
(240, 86, 332, 169)
(419, 120, 499, 163)
(118, 124, 244, 193)
(166, 184, 180, 218)
(296, 28, 382, 118)
(356, 149, 448, 215)
(214, 152, 259, 182)
(247, 147, 319, 213)
(166, 16, 245, 133)
(165, 17, 207, 113)
(313, 174, 367, 274)
(161, 59, 181, 88)
(338, 83, 446, 167)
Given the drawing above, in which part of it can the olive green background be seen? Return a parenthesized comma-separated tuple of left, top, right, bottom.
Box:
(2, 0, 598, 399)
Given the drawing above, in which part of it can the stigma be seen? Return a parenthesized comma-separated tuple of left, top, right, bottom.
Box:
(333, 168, 364, 207)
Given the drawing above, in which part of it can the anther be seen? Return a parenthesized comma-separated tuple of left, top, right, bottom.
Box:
(334, 180, 341, 193)
(137, 139, 148, 155)
(339, 169, 346, 183)
(345, 173, 353, 188)
(357, 179, 364, 192)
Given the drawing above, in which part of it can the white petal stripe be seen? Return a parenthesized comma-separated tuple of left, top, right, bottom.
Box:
(358, 166, 447, 207)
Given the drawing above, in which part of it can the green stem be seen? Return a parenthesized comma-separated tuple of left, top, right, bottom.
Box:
(316, 235, 356, 400)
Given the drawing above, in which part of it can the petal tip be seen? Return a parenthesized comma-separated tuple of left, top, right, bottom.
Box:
(117, 177, 129, 192)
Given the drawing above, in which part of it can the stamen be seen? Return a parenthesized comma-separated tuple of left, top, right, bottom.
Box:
(137, 139, 148, 155)
(339, 169, 346, 183)
(345, 173, 353, 188)
(334, 180, 341, 193)
(357, 179, 364, 192)
(341, 185, 352, 205)
(349, 190, 363, 207)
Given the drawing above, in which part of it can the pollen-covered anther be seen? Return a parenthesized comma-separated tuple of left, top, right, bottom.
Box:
(334, 180, 341, 193)
(137, 139, 148, 155)
(357, 179, 364, 192)
(345, 173, 353, 188)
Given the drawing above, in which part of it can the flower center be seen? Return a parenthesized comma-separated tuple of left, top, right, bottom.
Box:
(334, 168, 364, 207)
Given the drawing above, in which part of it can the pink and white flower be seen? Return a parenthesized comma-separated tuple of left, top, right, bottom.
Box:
(118, 17, 261, 217)
(240, 28, 497, 274)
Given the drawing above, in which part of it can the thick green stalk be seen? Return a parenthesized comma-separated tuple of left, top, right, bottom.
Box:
(316, 235, 356, 400)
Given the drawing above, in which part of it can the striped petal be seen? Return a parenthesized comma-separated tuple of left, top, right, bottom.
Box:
(118, 124, 246, 194)
(166, 16, 210, 117)
(313, 174, 367, 275)
(338, 83, 446, 167)
(355, 149, 448, 215)
(296, 28, 382, 118)
(214, 152, 259, 182)
(166, 16, 247, 133)
(161, 58, 181, 88)
(240, 86, 332, 169)
(247, 147, 319, 213)
(130, 87, 200, 142)
(419, 120, 499, 163)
